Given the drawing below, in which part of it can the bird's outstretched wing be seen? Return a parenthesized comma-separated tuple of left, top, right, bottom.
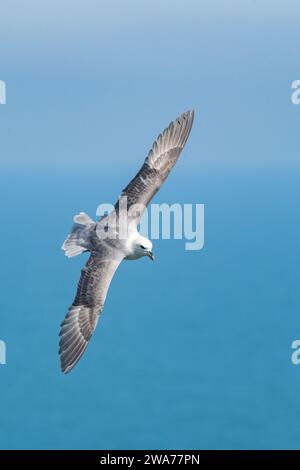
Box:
(115, 110, 194, 223)
(59, 251, 123, 373)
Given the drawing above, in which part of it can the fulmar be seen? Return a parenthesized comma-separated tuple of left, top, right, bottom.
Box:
(59, 110, 195, 373)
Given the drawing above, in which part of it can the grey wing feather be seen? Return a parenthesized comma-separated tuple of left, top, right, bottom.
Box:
(115, 110, 194, 222)
(59, 252, 122, 373)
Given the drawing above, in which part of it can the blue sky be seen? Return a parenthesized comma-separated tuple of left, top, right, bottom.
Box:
(0, 0, 299, 171)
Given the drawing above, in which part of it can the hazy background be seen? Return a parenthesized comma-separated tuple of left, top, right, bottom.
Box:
(0, 0, 300, 449)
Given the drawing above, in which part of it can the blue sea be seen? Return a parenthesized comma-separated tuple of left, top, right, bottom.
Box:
(0, 167, 300, 449)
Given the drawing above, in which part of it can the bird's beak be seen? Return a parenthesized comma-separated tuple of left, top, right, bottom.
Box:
(147, 251, 155, 261)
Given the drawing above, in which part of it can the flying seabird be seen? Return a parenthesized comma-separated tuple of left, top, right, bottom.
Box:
(59, 110, 195, 373)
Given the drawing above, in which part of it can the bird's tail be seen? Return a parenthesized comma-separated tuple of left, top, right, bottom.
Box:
(62, 212, 95, 258)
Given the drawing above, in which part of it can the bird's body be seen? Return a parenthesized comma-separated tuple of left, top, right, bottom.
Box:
(59, 110, 195, 373)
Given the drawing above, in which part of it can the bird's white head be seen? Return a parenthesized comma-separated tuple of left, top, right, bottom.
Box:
(132, 235, 154, 261)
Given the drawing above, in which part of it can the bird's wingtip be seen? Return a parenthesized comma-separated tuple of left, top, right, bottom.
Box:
(61, 362, 73, 374)
(177, 109, 195, 125)
(184, 109, 195, 116)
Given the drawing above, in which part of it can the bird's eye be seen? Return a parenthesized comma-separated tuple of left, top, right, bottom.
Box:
(140, 245, 146, 250)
